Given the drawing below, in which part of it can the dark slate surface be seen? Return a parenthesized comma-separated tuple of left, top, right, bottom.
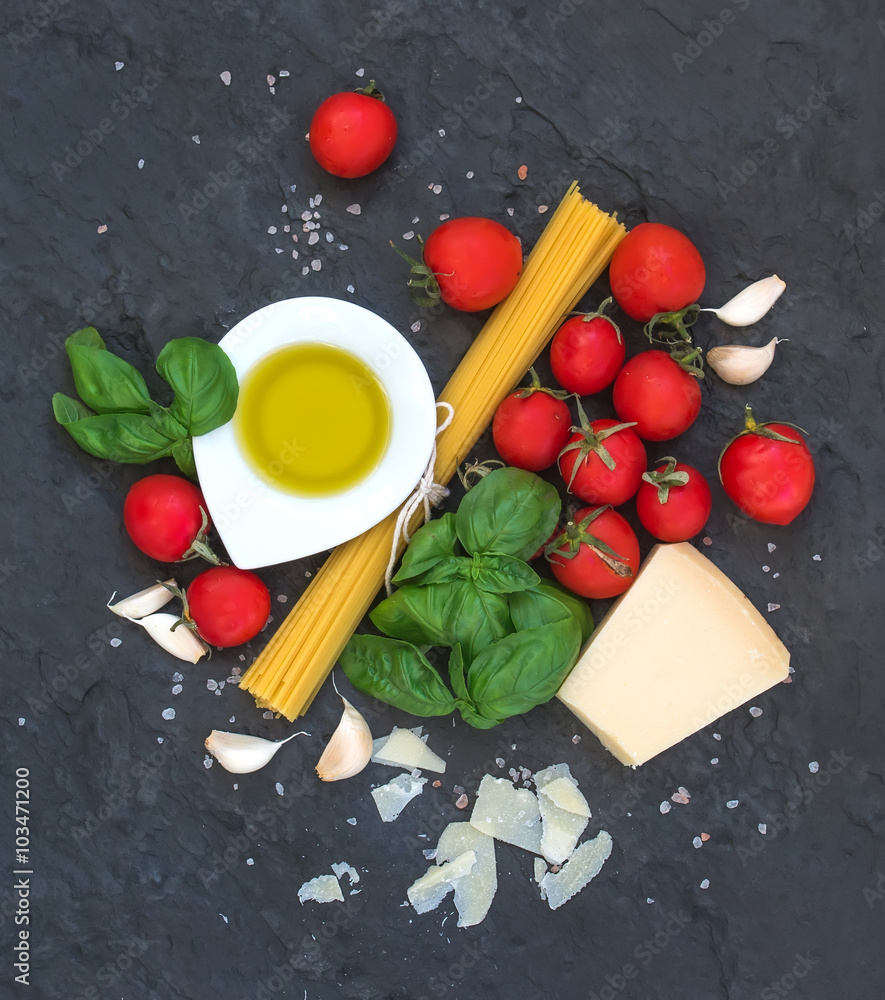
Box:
(2, 1, 884, 998)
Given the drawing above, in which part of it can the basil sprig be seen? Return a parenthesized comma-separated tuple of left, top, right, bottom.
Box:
(341, 467, 594, 728)
(52, 328, 238, 478)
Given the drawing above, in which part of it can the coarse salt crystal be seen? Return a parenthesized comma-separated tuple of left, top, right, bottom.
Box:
(267, 75, 276, 87)
(768, 543, 777, 553)
(812, 554, 821, 561)
(355, 68, 365, 77)
(749, 707, 763, 717)
(700, 832, 710, 842)
(702, 536, 712, 546)
(763, 565, 770, 573)
(692, 836, 703, 849)
(538, 205, 549, 213)
(292, 250, 298, 259)
(325, 231, 334, 242)
(515, 96, 523, 103)
(172, 684, 182, 695)
(758, 823, 767, 835)
(137, 159, 145, 169)
(517, 164, 528, 180)
(773, 572, 780, 579)
(115, 61, 125, 71)
(308, 232, 319, 245)
(713, 733, 721, 740)
(346, 284, 355, 293)
(276, 594, 288, 603)
(18, 718, 24, 726)
(438, 129, 446, 137)
(207, 679, 218, 691)
(281, 204, 288, 212)
(268, 226, 277, 234)
(162, 708, 175, 721)
(410, 321, 421, 333)
(346, 204, 361, 215)
(313, 210, 320, 218)
(97, 224, 108, 234)
(432, 184, 442, 195)
(301, 210, 312, 221)
(726, 799, 739, 809)
(173, 672, 184, 682)
(659, 801, 671, 814)
(346, 817, 357, 825)
(280, 70, 290, 77)
(311, 260, 322, 271)
(275, 782, 285, 795)
(339, 244, 349, 250)
(192, 135, 200, 144)
(767, 603, 781, 612)
(808, 761, 819, 773)
(157, 737, 163, 744)
(507, 207, 514, 215)
(700, 879, 710, 889)
(412, 216, 419, 224)
(402, 231, 415, 240)
(220, 71, 231, 86)
(246, 858, 254, 865)
(302, 266, 309, 275)
(466, 171, 474, 179)
(110, 637, 122, 647)
(495, 758, 505, 768)
(439, 214, 449, 221)
(455, 794, 469, 809)
(572, 735, 581, 743)
(203, 756, 213, 769)
(711, 757, 719, 765)
(284, 225, 290, 232)
(263, 710, 274, 720)
(274, 248, 283, 254)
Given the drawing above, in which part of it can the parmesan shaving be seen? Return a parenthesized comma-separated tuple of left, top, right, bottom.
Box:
(371, 727, 446, 773)
(535, 764, 591, 864)
(469, 775, 542, 854)
(436, 823, 497, 928)
(297, 874, 344, 904)
(539, 831, 612, 910)
(371, 773, 427, 822)
(407, 851, 476, 914)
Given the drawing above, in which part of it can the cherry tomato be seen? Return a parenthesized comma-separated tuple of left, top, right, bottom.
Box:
(422, 217, 522, 311)
(309, 84, 397, 178)
(558, 418, 646, 506)
(636, 458, 712, 542)
(550, 298, 625, 395)
(547, 506, 640, 600)
(187, 567, 271, 647)
(612, 350, 702, 441)
(492, 375, 571, 472)
(608, 222, 706, 322)
(124, 474, 218, 563)
(719, 407, 815, 525)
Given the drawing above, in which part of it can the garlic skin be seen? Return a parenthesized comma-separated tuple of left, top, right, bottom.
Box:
(707, 337, 784, 385)
(316, 696, 374, 781)
(127, 612, 209, 663)
(205, 730, 308, 774)
(108, 580, 177, 619)
(702, 275, 786, 326)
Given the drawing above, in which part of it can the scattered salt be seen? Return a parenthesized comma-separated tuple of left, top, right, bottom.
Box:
(538, 205, 549, 214)
(268, 226, 277, 234)
(355, 67, 365, 77)
(773, 572, 780, 579)
(246, 858, 254, 866)
(276, 594, 288, 603)
(515, 96, 523, 103)
(710, 757, 719, 765)
(808, 761, 820, 773)
(172, 684, 183, 695)
(18, 718, 25, 726)
(767, 603, 781, 612)
(207, 679, 218, 692)
(346, 817, 357, 826)
(302, 266, 309, 275)
(137, 159, 145, 169)
(115, 61, 125, 71)
(161, 708, 175, 721)
(432, 184, 443, 195)
(267, 75, 275, 87)
(767, 543, 777, 553)
(466, 170, 474, 179)
(700, 879, 710, 889)
(311, 260, 322, 271)
(402, 230, 415, 240)
(280, 70, 290, 77)
(812, 554, 821, 561)
(702, 536, 713, 546)
(647, 897, 654, 904)
(410, 321, 421, 333)
(301, 210, 312, 221)
(275, 782, 285, 795)
(192, 135, 200, 144)
(659, 801, 671, 814)
(308, 232, 319, 245)
(713, 733, 721, 741)
(97, 224, 108, 234)
(701, 832, 710, 842)
(692, 836, 703, 849)
(325, 231, 334, 242)
(203, 756, 213, 769)
(110, 637, 122, 647)
(346, 204, 361, 215)
(726, 799, 739, 809)
(749, 707, 763, 718)
(220, 71, 231, 86)
(517, 164, 528, 180)
(507, 207, 515, 215)
(758, 823, 767, 835)
(263, 710, 274, 720)
(346, 284, 355, 293)
(173, 672, 184, 683)
(763, 565, 770, 573)
(455, 793, 469, 809)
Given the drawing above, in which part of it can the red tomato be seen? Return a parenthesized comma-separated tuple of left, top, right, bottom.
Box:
(547, 506, 640, 599)
(636, 459, 712, 542)
(558, 418, 646, 506)
(124, 474, 217, 563)
(608, 222, 706, 322)
(493, 377, 571, 471)
(422, 217, 522, 311)
(719, 409, 815, 525)
(550, 298, 625, 395)
(612, 350, 702, 441)
(187, 567, 271, 647)
(309, 84, 397, 178)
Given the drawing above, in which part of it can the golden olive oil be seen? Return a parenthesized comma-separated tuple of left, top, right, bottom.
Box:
(234, 342, 391, 497)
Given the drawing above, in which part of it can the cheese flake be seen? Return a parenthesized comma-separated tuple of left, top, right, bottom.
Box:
(298, 874, 344, 904)
(435, 822, 497, 927)
(535, 765, 590, 864)
(372, 727, 446, 773)
(539, 831, 613, 910)
(407, 851, 476, 914)
(371, 773, 427, 822)
(469, 775, 542, 854)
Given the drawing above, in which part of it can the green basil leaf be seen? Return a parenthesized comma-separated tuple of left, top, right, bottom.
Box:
(392, 513, 461, 586)
(147, 401, 188, 442)
(442, 580, 513, 663)
(414, 555, 472, 587)
(458, 703, 502, 729)
(67, 327, 106, 349)
(472, 554, 540, 594)
(172, 438, 197, 479)
(456, 467, 561, 560)
(370, 582, 466, 646)
(56, 409, 175, 464)
(509, 580, 595, 645)
(466, 618, 582, 722)
(340, 634, 456, 718)
(448, 644, 471, 704)
(52, 392, 94, 424)
(157, 337, 238, 436)
(65, 335, 151, 415)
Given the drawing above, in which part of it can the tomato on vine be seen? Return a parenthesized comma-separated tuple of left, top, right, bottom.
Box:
(636, 457, 712, 541)
(550, 297, 625, 395)
(309, 81, 398, 178)
(546, 506, 640, 599)
(492, 369, 571, 471)
(186, 567, 271, 647)
(718, 406, 815, 525)
(612, 350, 702, 441)
(123, 474, 221, 564)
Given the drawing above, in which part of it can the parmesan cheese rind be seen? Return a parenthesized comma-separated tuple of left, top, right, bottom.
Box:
(539, 831, 613, 910)
(371, 773, 427, 822)
(469, 775, 542, 854)
(407, 851, 476, 914)
(371, 727, 446, 773)
(436, 823, 497, 928)
(297, 874, 344, 904)
(535, 764, 591, 864)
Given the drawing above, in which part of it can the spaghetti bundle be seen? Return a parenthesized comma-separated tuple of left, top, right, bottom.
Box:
(241, 182, 626, 719)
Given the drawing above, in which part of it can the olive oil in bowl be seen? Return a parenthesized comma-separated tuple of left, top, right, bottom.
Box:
(234, 342, 391, 497)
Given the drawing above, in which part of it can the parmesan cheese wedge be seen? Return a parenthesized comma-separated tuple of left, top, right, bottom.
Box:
(539, 830, 612, 910)
(371, 727, 446, 773)
(407, 851, 476, 914)
(469, 775, 543, 854)
(436, 823, 497, 928)
(535, 764, 591, 865)
(371, 773, 427, 822)
(557, 543, 790, 765)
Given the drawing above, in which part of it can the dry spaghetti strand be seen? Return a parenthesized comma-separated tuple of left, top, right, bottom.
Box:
(240, 183, 626, 719)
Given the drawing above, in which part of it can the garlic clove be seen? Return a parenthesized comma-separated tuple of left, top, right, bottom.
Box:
(205, 729, 308, 773)
(707, 337, 785, 385)
(316, 696, 374, 781)
(108, 580, 177, 619)
(127, 612, 209, 663)
(701, 275, 786, 326)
